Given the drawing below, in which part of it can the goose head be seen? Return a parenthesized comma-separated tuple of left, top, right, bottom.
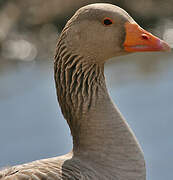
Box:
(63, 3, 170, 63)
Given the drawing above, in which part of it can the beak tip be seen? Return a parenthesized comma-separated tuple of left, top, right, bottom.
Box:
(161, 41, 171, 52)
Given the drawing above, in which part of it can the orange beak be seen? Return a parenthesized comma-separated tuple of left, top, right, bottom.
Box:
(124, 22, 171, 52)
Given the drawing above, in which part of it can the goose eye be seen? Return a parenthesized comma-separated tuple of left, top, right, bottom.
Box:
(103, 18, 113, 26)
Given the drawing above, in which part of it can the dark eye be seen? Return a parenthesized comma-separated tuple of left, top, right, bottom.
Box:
(103, 18, 113, 26)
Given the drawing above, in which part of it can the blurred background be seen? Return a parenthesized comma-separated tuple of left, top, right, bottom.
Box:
(0, 0, 173, 179)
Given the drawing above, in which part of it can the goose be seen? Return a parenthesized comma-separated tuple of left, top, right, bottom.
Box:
(0, 3, 170, 180)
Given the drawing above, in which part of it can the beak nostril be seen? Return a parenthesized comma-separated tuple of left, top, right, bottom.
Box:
(141, 34, 149, 40)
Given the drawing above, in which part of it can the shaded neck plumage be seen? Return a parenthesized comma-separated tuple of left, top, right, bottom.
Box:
(54, 35, 106, 140)
(54, 33, 146, 180)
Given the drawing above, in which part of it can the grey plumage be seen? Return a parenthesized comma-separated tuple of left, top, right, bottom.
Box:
(3, 3, 169, 180)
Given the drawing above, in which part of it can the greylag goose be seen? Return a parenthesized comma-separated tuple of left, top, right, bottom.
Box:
(0, 3, 170, 180)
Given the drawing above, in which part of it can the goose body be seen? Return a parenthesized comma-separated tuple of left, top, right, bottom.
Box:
(0, 3, 170, 180)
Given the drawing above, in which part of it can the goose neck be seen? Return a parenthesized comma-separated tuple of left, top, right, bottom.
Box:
(54, 40, 146, 179)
